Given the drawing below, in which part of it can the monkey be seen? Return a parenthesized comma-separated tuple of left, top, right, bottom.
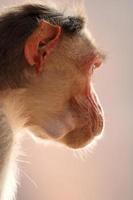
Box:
(0, 3, 105, 200)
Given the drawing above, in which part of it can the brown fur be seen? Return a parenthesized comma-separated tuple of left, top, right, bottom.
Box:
(0, 3, 105, 200)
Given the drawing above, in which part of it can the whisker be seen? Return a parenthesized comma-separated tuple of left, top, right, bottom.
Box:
(20, 169, 38, 189)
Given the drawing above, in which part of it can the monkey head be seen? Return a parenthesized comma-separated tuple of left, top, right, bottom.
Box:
(1, 5, 105, 149)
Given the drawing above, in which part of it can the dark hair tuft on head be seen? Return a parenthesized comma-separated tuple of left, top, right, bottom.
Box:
(61, 16, 84, 34)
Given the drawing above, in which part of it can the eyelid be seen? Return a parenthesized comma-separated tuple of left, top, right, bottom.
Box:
(90, 64, 96, 74)
(92, 56, 103, 69)
(92, 64, 96, 70)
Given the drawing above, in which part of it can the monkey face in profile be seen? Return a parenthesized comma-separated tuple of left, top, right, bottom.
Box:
(1, 4, 105, 149)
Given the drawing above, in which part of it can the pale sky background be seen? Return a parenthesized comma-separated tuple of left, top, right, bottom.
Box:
(0, 0, 133, 200)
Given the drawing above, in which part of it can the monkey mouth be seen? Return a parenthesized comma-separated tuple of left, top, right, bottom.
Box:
(60, 114, 104, 149)
(59, 94, 104, 149)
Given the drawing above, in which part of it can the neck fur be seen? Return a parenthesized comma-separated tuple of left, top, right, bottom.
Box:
(0, 107, 19, 200)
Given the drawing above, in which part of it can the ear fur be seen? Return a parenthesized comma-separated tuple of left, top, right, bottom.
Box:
(24, 20, 61, 73)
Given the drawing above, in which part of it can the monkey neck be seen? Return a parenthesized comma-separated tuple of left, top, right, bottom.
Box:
(0, 107, 18, 200)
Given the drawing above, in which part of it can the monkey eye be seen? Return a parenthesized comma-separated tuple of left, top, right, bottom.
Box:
(92, 64, 96, 70)
(90, 64, 96, 74)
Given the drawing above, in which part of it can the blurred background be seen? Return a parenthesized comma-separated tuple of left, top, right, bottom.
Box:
(1, 0, 133, 200)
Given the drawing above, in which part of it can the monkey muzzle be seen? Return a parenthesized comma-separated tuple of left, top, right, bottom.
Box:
(60, 89, 104, 149)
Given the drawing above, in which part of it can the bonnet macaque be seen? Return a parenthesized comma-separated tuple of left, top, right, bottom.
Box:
(0, 3, 105, 200)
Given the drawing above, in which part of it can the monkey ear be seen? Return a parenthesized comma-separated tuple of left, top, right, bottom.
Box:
(24, 20, 61, 73)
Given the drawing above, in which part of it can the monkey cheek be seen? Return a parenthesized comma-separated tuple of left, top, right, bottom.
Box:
(42, 118, 76, 139)
(27, 111, 76, 140)
(41, 111, 76, 139)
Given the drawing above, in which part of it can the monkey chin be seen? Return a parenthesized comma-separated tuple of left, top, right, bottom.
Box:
(58, 115, 104, 149)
